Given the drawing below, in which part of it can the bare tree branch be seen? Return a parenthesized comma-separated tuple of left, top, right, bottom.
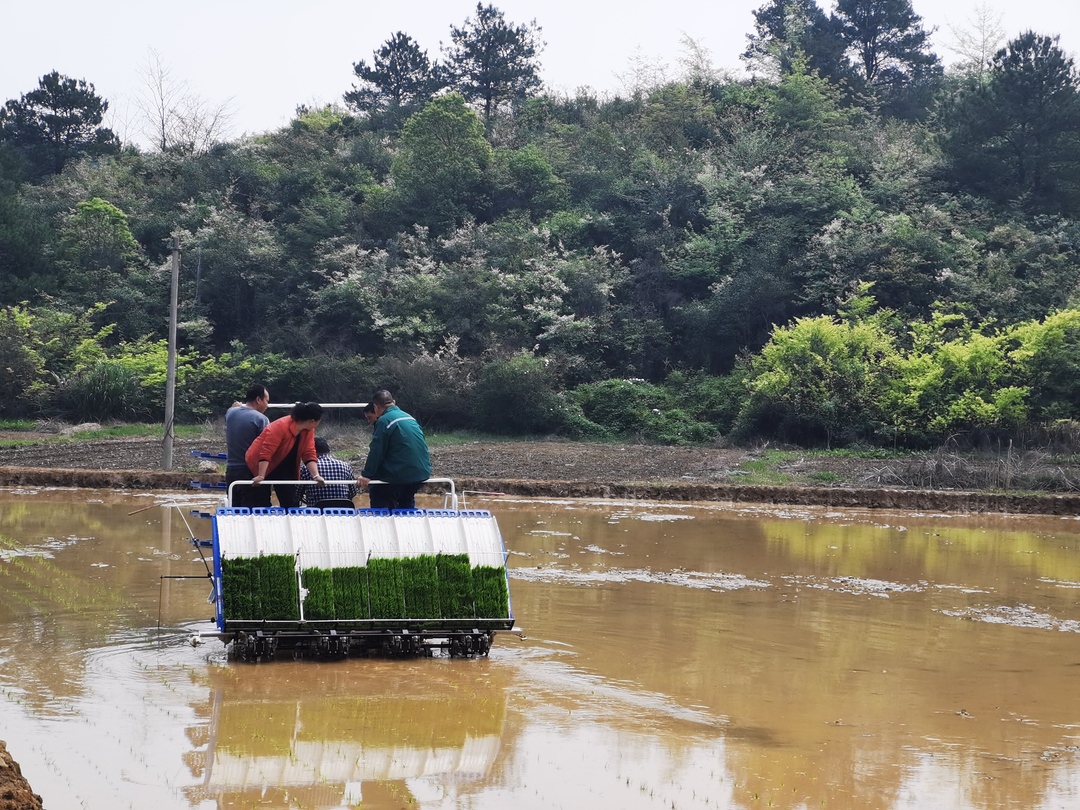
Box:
(678, 34, 731, 84)
(132, 48, 235, 153)
(946, 3, 1007, 79)
(615, 46, 670, 99)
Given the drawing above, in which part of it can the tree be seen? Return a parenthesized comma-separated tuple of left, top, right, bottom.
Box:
(678, 35, 726, 85)
(344, 32, 445, 127)
(1007, 309, 1080, 421)
(133, 49, 234, 153)
(185, 202, 288, 348)
(798, 208, 958, 319)
(614, 46, 671, 99)
(945, 3, 1006, 81)
(834, 0, 938, 86)
(743, 0, 850, 84)
(52, 198, 164, 340)
(893, 309, 1029, 441)
(833, 0, 941, 116)
(474, 353, 564, 434)
(0, 71, 119, 178)
(443, 3, 544, 129)
(489, 143, 566, 220)
(0, 306, 47, 415)
(987, 33, 1080, 200)
(0, 143, 52, 300)
(58, 197, 141, 274)
(390, 94, 493, 234)
(735, 305, 900, 445)
(939, 32, 1080, 210)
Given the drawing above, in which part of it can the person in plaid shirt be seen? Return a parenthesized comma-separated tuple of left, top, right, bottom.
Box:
(300, 437, 359, 506)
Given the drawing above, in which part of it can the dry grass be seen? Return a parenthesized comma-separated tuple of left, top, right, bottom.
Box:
(864, 447, 1079, 492)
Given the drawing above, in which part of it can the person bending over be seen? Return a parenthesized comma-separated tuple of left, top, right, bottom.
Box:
(245, 401, 325, 509)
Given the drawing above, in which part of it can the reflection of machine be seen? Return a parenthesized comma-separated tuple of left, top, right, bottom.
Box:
(194, 484, 520, 659)
(184, 668, 509, 808)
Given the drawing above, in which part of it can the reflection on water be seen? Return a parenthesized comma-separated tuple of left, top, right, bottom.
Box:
(3, 488, 1080, 808)
(187, 663, 509, 808)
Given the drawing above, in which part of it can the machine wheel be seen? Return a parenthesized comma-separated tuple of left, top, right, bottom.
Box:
(251, 633, 277, 660)
(476, 633, 492, 657)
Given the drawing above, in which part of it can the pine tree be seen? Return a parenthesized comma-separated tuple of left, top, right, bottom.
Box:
(0, 71, 119, 178)
(443, 3, 544, 129)
(345, 32, 445, 128)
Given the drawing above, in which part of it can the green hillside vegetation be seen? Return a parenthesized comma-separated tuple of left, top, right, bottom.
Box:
(2, 3, 1079, 451)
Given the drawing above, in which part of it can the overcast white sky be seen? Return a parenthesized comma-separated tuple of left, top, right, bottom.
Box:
(2, 0, 1078, 147)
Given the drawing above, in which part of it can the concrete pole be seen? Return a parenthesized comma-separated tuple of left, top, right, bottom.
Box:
(163, 235, 181, 470)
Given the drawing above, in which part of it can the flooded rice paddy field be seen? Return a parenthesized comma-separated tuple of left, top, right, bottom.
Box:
(2, 489, 1080, 809)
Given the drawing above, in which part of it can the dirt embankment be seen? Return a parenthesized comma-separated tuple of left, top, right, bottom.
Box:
(0, 432, 1078, 514)
(0, 743, 42, 810)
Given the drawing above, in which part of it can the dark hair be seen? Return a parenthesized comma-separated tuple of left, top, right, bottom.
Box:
(291, 401, 324, 422)
(314, 436, 330, 455)
(245, 384, 268, 403)
(371, 389, 394, 408)
(363, 402, 376, 415)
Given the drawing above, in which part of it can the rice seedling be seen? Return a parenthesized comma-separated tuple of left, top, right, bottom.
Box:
(435, 554, 473, 619)
(222, 552, 508, 623)
(472, 566, 509, 619)
(368, 557, 405, 619)
(300, 567, 336, 620)
(221, 557, 255, 620)
(400, 556, 440, 619)
(258, 554, 300, 621)
(331, 566, 369, 619)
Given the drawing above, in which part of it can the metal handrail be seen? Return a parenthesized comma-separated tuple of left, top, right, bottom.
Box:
(266, 402, 368, 409)
(226, 476, 458, 510)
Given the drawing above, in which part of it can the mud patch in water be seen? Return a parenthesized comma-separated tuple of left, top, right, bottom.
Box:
(940, 604, 1080, 632)
(581, 544, 624, 555)
(1041, 577, 1080, 589)
(511, 565, 769, 591)
(783, 574, 927, 597)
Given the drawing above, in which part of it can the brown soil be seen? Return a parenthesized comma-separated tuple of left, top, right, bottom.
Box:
(1, 431, 779, 482)
(0, 743, 42, 810)
(0, 430, 1078, 514)
(0, 431, 751, 480)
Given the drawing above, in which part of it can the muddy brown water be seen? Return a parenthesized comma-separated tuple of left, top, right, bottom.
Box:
(2, 489, 1080, 809)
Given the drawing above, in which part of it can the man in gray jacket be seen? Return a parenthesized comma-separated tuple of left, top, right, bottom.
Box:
(225, 384, 270, 507)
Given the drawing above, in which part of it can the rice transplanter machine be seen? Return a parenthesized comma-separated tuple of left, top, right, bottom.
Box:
(192, 479, 520, 660)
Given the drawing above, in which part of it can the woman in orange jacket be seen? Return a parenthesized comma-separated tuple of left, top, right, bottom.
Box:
(245, 401, 325, 508)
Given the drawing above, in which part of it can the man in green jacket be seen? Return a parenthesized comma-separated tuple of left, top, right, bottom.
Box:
(358, 389, 432, 510)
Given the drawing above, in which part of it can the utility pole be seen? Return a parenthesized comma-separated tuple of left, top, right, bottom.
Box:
(163, 235, 181, 470)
